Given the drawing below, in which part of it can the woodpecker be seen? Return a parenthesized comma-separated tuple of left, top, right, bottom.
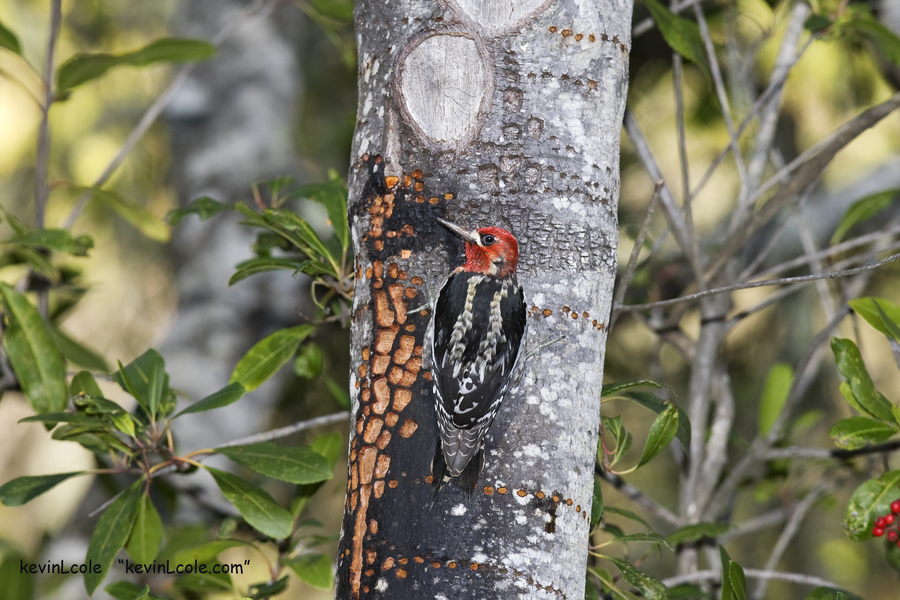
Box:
(429, 218, 527, 499)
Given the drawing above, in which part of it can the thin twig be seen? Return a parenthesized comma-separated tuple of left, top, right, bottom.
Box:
(720, 509, 786, 542)
(595, 465, 680, 526)
(688, 36, 814, 206)
(214, 411, 350, 449)
(616, 251, 900, 313)
(763, 439, 900, 460)
(752, 481, 836, 600)
(632, 0, 704, 37)
(749, 224, 900, 282)
(624, 110, 703, 278)
(35, 0, 62, 230)
(706, 305, 850, 519)
(62, 0, 283, 229)
(610, 180, 663, 330)
(662, 569, 844, 590)
(693, 4, 747, 187)
(704, 91, 900, 281)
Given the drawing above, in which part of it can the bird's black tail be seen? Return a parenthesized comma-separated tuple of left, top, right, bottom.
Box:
(430, 443, 484, 507)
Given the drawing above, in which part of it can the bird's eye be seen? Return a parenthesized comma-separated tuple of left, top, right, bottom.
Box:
(481, 234, 496, 246)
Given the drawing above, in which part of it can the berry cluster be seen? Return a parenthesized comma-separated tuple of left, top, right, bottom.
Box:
(872, 500, 900, 543)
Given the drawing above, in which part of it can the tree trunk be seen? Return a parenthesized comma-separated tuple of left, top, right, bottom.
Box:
(336, 0, 632, 597)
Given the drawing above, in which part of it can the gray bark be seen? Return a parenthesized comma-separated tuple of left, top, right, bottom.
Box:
(336, 0, 632, 598)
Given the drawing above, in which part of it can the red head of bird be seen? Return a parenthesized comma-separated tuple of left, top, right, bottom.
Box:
(437, 218, 519, 279)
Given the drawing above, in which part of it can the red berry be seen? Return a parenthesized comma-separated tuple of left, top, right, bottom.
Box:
(888, 531, 898, 542)
(892, 501, 900, 514)
(886, 515, 895, 525)
(876, 517, 887, 528)
(874, 527, 885, 537)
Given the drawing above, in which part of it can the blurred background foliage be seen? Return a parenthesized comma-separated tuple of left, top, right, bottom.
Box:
(0, 0, 899, 597)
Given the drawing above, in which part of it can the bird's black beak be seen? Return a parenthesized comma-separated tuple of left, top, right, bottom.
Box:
(437, 218, 479, 244)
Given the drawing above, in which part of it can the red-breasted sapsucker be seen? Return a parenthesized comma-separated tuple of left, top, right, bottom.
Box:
(429, 218, 527, 499)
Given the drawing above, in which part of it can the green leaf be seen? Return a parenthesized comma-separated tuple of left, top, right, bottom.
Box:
(602, 380, 668, 397)
(585, 575, 601, 600)
(641, 0, 709, 74)
(830, 190, 898, 244)
(666, 522, 731, 545)
(47, 322, 109, 372)
(804, 15, 833, 33)
(606, 557, 670, 600)
(591, 477, 604, 529)
(169, 539, 247, 566)
(205, 467, 292, 539)
(604, 506, 651, 530)
(831, 338, 895, 423)
(1, 283, 68, 414)
(124, 38, 216, 66)
(0, 553, 33, 600)
(805, 587, 864, 600)
(114, 349, 168, 421)
(849, 297, 900, 342)
(126, 495, 162, 564)
(175, 382, 245, 417)
(719, 546, 746, 600)
(0, 19, 22, 55)
(10, 246, 61, 281)
(230, 325, 315, 391)
(668, 584, 706, 599)
(591, 565, 641, 600)
(310, 0, 354, 21)
(324, 374, 350, 409)
(606, 533, 669, 547)
(616, 391, 690, 452)
(0, 472, 83, 506)
(830, 416, 898, 449)
(283, 553, 334, 589)
(106, 581, 168, 600)
(71, 370, 104, 398)
(218, 442, 333, 484)
(167, 196, 234, 226)
(293, 175, 350, 250)
(19, 412, 107, 425)
(75, 187, 170, 242)
(842, 8, 900, 66)
(293, 343, 324, 378)
(843, 470, 900, 541)
(229, 257, 310, 286)
(84, 479, 144, 594)
(7, 229, 94, 256)
(758, 363, 793, 436)
(248, 575, 289, 599)
(57, 38, 217, 92)
(311, 431, 343, 469)
(173, 560, 233, 591)
(264, 208, 334, 262)
(638, 403, 679, 467)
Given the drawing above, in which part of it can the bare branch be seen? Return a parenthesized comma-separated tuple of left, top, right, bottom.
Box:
(610, 180, 663, 330)
(752, 481, 836, 600)
(632, 0, 703, 37)
(763, 439, 900, 460)
(595, 465, 680, 526)
(663, 569, 845, 590)
(214, 411, 350, 449)
(705, 91, 900, 280)
(624, 109, 704, 278)
(617, 251, 900, 313)
(693, 4, 747, 187)
(35, 0, 62, 230)
(749, 224, 900, 282)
